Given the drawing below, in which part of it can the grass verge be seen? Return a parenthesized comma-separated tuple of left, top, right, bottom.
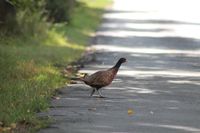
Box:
(0, 0, 111, 132)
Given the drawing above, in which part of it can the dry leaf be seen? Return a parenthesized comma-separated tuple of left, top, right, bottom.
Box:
(88, 108, 96, 111)
(52, 96, 60, 100)
(128, 108, 134, 115)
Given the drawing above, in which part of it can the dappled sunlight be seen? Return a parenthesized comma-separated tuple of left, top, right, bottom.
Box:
(99, 0, 200, 40)
(134, 122, 200, 132)
(64, 42, 85, 50)
(112, 78, 123, 83)
(107, 86, 157, 94)
(94, 125, 112, 129)
(80, 69, 200, 78)
(125, 87, 156, 94)
(112, 0, 200, 23)
(167, 107, 179, 110)
(118, 70, 200, 78)
(92, 45, 200, 55)
(96, 27, 200, 39)
(99, 12, 200, 40)
(168, 80, 200, 85)
(45, 30, 85, 50)
(42, 1, 200, 132)
(167, 100, 180, 104)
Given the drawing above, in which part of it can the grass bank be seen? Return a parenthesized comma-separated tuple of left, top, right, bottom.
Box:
(0, 0, 111, 132)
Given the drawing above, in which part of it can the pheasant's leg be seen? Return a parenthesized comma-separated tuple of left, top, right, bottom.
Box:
(97, 89, 105, 98)
(90, 88, 95, 96)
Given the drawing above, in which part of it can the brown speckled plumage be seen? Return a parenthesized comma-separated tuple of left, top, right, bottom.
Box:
(81, 58, 126, 98)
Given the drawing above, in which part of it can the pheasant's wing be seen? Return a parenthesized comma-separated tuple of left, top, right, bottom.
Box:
(86, 70, 115, 87)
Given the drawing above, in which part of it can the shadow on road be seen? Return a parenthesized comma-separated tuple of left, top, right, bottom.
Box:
(38, 4, 200, 133)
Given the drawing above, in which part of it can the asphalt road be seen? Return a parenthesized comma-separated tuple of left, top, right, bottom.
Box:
(38, 0, 200, 132)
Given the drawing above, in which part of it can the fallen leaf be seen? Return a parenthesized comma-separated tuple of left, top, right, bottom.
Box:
(52, 96, 60, 100)
(88, 108, 96, 111)
(128, 108, 134, 115)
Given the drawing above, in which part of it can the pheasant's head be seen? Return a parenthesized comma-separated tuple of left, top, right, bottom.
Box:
(119, 58, 127, 64)
(113, 58, 127, 69)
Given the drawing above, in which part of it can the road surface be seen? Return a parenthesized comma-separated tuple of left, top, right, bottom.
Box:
(38, 0, 200, 132)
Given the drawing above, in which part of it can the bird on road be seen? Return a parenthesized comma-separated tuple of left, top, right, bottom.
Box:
(80, 58, 126, 98)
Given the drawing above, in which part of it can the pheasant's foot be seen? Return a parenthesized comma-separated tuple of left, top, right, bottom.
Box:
(99, 95, 106, 98)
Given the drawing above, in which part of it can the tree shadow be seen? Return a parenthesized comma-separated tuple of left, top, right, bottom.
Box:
(102, 18, 200, 26)
(104, 9, 150, 14)
(94, 35, 200, 50)
(38, 8, 200, 133)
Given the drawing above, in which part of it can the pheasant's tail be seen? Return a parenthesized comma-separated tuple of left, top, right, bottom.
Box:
(70, 77, 84, 81)
(70, 73, 88, 81)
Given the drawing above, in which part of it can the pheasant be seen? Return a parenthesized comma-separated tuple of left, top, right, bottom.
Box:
(80, 58, 126, 98)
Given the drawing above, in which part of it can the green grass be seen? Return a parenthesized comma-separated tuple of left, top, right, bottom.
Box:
(0, 0, 111, 132)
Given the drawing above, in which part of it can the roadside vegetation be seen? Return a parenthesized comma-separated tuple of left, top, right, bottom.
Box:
(0, 0, 111, 132)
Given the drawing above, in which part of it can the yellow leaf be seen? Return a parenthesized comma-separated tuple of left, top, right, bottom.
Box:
(128, 108, 134, 115)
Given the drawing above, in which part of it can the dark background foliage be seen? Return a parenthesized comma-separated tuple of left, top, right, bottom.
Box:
(0, 0, 76, 33)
